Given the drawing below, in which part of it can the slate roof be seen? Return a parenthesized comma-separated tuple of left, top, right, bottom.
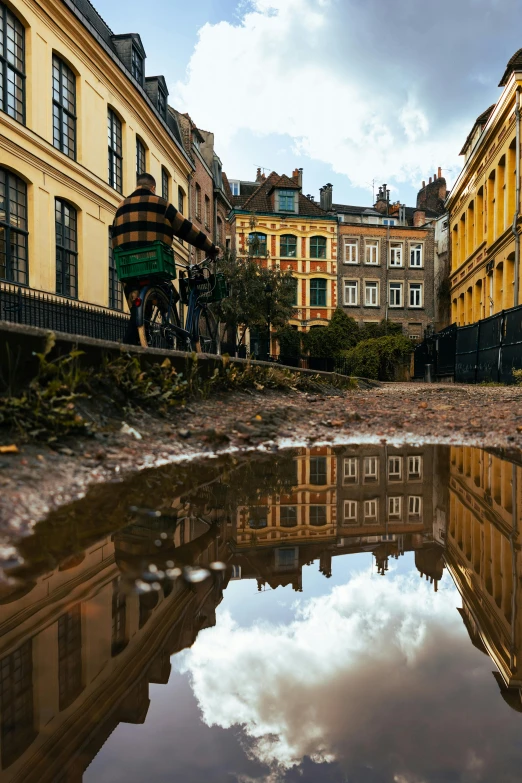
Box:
(238, 172, 328, 216)
(333, 203, 381, 216)
(499, 48, 522, 86)
(459, 104, 495, 155)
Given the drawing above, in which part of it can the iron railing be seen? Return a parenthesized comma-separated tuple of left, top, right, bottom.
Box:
(0, 283, 128, 343)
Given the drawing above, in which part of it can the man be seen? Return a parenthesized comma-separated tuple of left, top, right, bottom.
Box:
(112, 172, 219, 343)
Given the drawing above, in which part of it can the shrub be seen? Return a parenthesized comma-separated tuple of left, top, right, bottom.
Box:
(276, 326, 301, 358)
(513, 368, 522, 385)
(340, 334, 414, 380)
(302, 309, 359, 358)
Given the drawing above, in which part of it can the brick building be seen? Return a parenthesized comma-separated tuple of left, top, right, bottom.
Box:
(328, 177, 446, 339)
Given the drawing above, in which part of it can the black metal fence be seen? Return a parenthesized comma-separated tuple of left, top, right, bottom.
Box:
(0, 284, 128, 343)
(414, 304, 522, 383)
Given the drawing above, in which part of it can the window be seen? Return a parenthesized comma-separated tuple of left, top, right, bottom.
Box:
(408, 455, 423, 480)
(217, 216, 223, 245)
(136, 137, 146, 176)
(248, 232, 267, 257)
(363, 456, 379, 482)
(279, 190, 295, 211)
(280, 234, 297, 257)
(108, 228, 122, 310)
(58, 605, 83, 710)
(390, 243, 403, 267)
(344, 239, 358, 264)
(162, 167, 169, 201)
(364, 281, 379, 307)
(310, 456, 327, 485)
(55, 199, 78, 299)
(231, 565, 242, 579)
(280, 506, 297, 527)
(131, 46, 143, 85)
(0, 168, 28, 285)
(344, 280, 358, 306)
(388, 496, 402, 520)
(249, 509, 268, 529)
(111, 579, 127, 656)
(310, 236, 327, 259)
(343, 500, 358, 524)
(388, 456, 403, 481)
(0, 3, 25, 124)
(276, 548, 298, 568)
(108, 109, 123, 193)
(158, 87, 167, 119)
(287, 277, 298, 306)
(310, 278, 327, 307)
(365, 240, 379, 265)
(230, 181, 240, 196)
(409, 283, 423, 308)
(0, 641, 35, 769)
(383, 218, 395, 226)
(204, 195, 210, 229)
(389, 282, 403, 308)
(364, 499, 378, 522)
(310, 506, 327, 526)
(408, 496, 422, 520)
(343, 457, 358, 484)
(195, 183, 202, 220)
(178, 186, 185, 215)
(52, 55, 76, 159)
(410, 243, 423, 267)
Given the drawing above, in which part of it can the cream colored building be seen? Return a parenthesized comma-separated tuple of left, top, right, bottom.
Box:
(1, 0, 192, 310)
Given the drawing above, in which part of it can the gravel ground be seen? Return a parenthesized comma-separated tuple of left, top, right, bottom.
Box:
(2, 382, 522, 537)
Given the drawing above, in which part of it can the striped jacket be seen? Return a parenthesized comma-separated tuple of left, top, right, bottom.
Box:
(112, 188, 217, 255)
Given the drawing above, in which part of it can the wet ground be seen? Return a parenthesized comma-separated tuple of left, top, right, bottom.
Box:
(1, 441, 522, 782)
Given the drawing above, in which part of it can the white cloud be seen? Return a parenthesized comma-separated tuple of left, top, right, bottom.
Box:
(172, 0, 469, 190)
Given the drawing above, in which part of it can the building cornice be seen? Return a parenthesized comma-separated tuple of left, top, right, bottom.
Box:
(232, 209, 338, 222)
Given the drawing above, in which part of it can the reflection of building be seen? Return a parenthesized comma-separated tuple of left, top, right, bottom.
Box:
(446, 446, 522, 709)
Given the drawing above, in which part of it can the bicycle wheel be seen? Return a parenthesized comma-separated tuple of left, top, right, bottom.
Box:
(137, 287, 180, 350)
(196, 306, 219, 354)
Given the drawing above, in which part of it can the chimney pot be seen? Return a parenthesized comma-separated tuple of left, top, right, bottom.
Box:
(429, 177, 432, 184)
(422, 180, 425, 188)
(437, 166, 442, 179)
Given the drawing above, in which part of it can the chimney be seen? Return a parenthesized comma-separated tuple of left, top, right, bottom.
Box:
(319, 186, 326, 210)
(413, 209, 426, 227)
(256, 167, 263, 182)
(429, 177, 432, 184)
(422, 180, 426, 188)
(298, 167, 303, 188)
(437, 166, 442, 179)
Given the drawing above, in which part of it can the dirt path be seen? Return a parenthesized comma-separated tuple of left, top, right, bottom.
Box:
(2, 382, 522, 539)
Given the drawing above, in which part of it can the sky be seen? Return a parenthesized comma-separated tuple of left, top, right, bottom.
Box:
(92, 0, 522, 207)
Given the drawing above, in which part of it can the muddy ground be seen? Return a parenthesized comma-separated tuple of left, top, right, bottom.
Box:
(2, 382, 522, 536)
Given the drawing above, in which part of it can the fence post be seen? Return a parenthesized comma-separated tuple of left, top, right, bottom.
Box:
(498, 310, 505, 382)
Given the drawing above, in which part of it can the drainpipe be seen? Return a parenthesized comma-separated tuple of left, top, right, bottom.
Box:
(513, 88, 521, 306)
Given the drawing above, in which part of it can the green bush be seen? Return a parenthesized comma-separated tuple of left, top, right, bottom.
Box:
(340, 334, 414, 380)
(302, 309, 359, 358)
(276, 326, 301, 357)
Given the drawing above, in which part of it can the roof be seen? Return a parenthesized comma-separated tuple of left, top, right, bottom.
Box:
(238, 172, 328, 216)
(333, 203, 381, 216)
(499, 48, 522, 86)
(459, 104, 495, 155)
(68, 0, 115, 51)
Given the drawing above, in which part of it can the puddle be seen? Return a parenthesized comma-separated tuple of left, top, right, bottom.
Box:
(1, 443, 522, 782)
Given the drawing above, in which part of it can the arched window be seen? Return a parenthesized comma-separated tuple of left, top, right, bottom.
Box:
(310, 235, 327, 259)
(108, 109, 123, 192)
(280, 234, 297, 258)
(55, 199, 78, 298)
(178, 185, 185, 215)
(248, 232, 267, 257)
(136, 136, 146, 176)
(161, 167, 169, 201)
(310, 278, 327, 307)
(0, 3, 25, 123)
(52, 55, 76, 159)
(0, 168, 28, 285)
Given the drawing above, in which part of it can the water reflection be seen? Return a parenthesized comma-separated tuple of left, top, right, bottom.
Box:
(0, 444, 520, 781)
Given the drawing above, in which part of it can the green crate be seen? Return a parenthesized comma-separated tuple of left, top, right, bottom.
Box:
(114, 241, 176, 282)
(179, 272, 229, 305)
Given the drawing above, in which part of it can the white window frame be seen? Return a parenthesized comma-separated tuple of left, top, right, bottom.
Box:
(365, 240, 379, 265)
(389, 282, 403, 308)
(343, 457, 358, 484)
(364, 498, 379, 522)
(410, 243, 423, 268)
(344, 279, 358, 306)
(343, 500, 358, 524)
(409, 283, 423, 308)
(390, 243, 403, 267)
(363, 456, 379, 483)
(408, 496, 422, 519)
(383, 218, 396, 226)
(364, 281, 379, 307)
(344, 239, 358, 264)
(388, 496, 402, 520)
(229, 181, 240, 196)
(388, 456, 403, 481)
(408, 455, 423, 480)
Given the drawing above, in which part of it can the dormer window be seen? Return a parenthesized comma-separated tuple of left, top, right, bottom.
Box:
(279, 190, 295, 212)
(131, 46, 144, 85)
(158, 87, 167, 119)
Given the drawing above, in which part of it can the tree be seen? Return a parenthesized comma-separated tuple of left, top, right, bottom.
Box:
(302, 308, 359, 358)
(214, 251, 296, 353)
(276, 325, 301, 358)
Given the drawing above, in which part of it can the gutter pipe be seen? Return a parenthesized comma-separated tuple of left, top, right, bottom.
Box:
(513, 88, 521, 307)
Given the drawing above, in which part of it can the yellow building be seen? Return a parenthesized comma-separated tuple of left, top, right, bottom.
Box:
(0, 0, 192, 311)
(448, 52, 522, 325)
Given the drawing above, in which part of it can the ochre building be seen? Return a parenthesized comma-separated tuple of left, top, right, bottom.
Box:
(0, 0, 193, 310)
(448, 51, 522, 325)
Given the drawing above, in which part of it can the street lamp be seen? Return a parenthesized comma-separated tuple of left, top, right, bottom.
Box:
(265, 282, 273, 360)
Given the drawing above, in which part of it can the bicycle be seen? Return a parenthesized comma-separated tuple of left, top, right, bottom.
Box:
(114, 241, 227, 353)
